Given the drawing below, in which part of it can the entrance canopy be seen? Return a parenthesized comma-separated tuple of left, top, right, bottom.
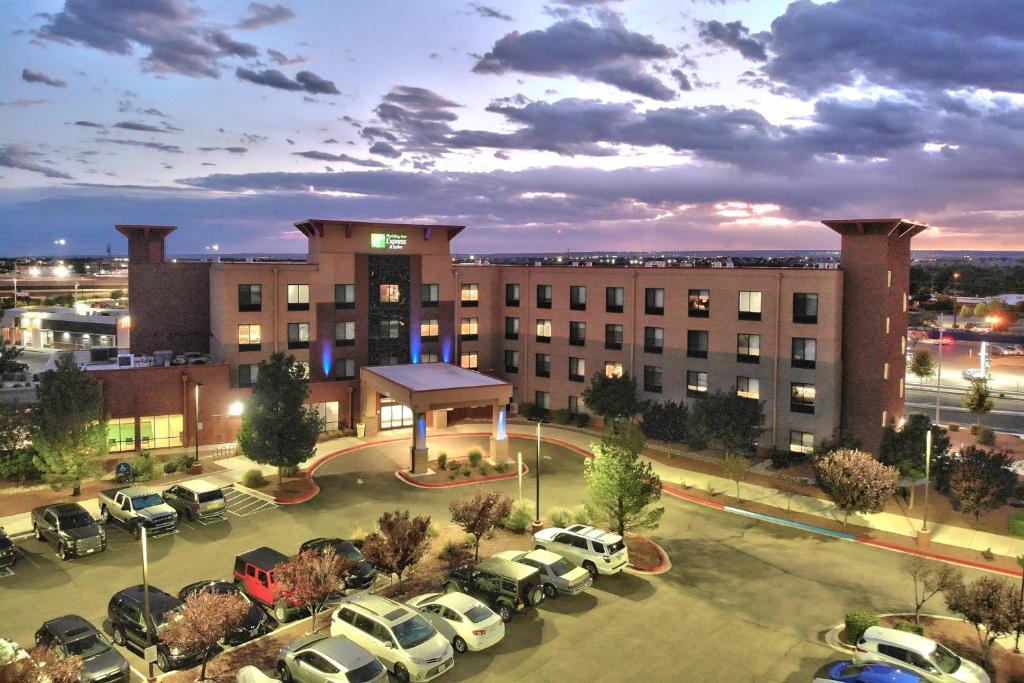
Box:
(360, 363, 512, 414)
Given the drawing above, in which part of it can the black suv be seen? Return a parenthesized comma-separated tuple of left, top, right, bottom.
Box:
(107, 585, 203, 672)
(0, 527, 15, 569)
(444, 557, 545, 621)
(35, 614, 129, 683)
(178, 580, 274, 645)
(299, 537, 377, 589)
(31, 503, 106, 560)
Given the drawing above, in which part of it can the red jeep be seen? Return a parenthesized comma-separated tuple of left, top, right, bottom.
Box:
(232, 547, 305, 622)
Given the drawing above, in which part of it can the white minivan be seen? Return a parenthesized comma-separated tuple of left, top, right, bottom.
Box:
(854, 626, 989, 683)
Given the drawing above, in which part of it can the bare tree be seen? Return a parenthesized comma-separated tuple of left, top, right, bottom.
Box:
(273, 547, 354, 633)
(946, 574, 1015, 668)
(903, 556, 962, 624)
(450, 490, 513, 561)
(814, 448, 899, 525)
(161, 589, 250, 680)
(721, 453, 752, 500)
(362, 510, 432, 585)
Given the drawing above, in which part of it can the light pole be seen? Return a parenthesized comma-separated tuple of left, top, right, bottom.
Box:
(935, 331, 943, 424)
(141, 526, 155, 680)
(951, 271, 961, 328)
(194, 382, 203, 466)
(1016, 554, 1024, 653)
(534, 420, 541, 525)
(922, 429, 932, 533)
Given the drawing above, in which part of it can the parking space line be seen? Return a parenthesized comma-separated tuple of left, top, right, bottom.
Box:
(0, 567, 13, 578)
(16, 548, 39, 569)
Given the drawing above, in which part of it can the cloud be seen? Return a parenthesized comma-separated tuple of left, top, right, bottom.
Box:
(0, 99, 49, 108)
(696, 20, 769, 61)
(236, 67, 340, 94)
(369, 141, 402, 158)
(291, 150, 386, 167)
(470, 3, 512, 21)
(95, 138, 183, 153)
(235, 3, 296, 30)
(74, 120, 106, 127)
(670, 69, 692, 91)
(198, 146, 248, 154)
(209, 31, 259, 59)
(21, 68, 66, 87)
(113, 120, 172, 133)
(0, 144, 73, 179)
(267, 48, 306, 66)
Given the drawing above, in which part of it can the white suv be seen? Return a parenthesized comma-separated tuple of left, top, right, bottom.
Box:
(854, 626, 989, 683)
(330, 595, 453, 683)
(533, 524, 629, 578)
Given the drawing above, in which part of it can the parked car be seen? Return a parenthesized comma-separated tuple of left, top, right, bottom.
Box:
(0, 527, 15, 569)
(961, 368, 989, 382)
(405, 592, 505, 653)
(233, 547, 306, 623)
(329, 594, 453, 683)
(163, 480, 227, 522)
(107, 585, 203, 672)
(532, 524, 629, 578)
(178, 580, 274, 645)
(277, 633, 387, 683)
(97, 486, 178, 538)
(31, 503, 106, 560)
(35, 614, 130, 683)
(814, 659, 925, 683)
(854, 626, 990, 683)
(492, 549, 593, 598)
(444, 557, 544, 621)
(237, 666, 279, 683)
(299, 538, 377, 590)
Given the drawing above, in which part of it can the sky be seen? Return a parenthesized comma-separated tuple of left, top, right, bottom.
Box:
(1, 0, 1023, 256)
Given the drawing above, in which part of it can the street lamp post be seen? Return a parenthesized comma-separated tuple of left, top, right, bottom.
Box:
(534, 420, 541, 525)
(141, 526, 155, 680)
(935, 331, 943, 424)
(194, 382, 203, 466)
(922, 429, 932, 533)
(951, 271, 961, 329)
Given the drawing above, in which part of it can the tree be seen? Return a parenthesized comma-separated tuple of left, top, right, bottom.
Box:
(814, 449, 899, 525)
(721, 453, 752, 500)
(237, 352, 322, 483)
(686, 392, 765, 455)
(0, 404, 38, 483)
(161, 588, 250, 681)
(109, 290, 123, 302)
(947, 446, 1017, 521)
(959, 305, 974, 320)
(962, 379, 995, 428)
(273, 547, 353, 633)
(362, 510, 432, 585)
(584, 423, 664, 537)
(879, 414, 950, 479)
(0, 645, 83, 683)
(902, 556, 961, 624)
(946, 575, 1015, 668)
(581, 371, 638, 424)
(449, 490, 513, 561)
(0, 338, 24, 375)
(31, 352, 107, 496)
(973, 302, 987, 318)
(908, 349, 936, 382)
(639, 400, 688, 443)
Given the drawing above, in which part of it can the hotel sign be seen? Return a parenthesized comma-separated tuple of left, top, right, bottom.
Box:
(370, 232, 408, 250)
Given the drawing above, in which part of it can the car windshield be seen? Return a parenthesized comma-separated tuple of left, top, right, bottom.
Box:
(331, 541, 364, 561)
(549, 558, 575, 577)
(463, 605, 493, 624)
(61, 512, 95, 529)
(607, 540, 625, 554)
(932, 644, 961, 674)
(346, 658, 385, 683)
(64, 634, 111, 658)
(131, 494, 163, 509)
(0, 536, 11, 550)
(392, 615, 436, 650)
(196, 491, 223, 503)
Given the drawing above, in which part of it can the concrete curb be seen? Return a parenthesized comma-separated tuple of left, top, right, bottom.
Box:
(626, 535, 671, 575)
(823, 613, 966, 655)
(232, 482, 278, 504)
(394, 462, 529, 489)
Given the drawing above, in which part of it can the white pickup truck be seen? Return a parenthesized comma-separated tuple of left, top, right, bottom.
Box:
(97, 486, 178, 539)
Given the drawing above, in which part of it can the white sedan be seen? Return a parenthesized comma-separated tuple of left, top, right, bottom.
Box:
(405, 592, 505, 654)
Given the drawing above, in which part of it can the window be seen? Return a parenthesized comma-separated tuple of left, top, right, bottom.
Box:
(335, 359, 356, 380)
(737, 333, 761, 363)
(604, 361, 623, 378)
(238, 324, 262, 352)
(335, 321, 355, 346)
(504, 350, 519, 373)
(883, 362, 890, 380)
(505, 316, 520, 340)
(460, 352, 478, 370)
(379, 320, 401, 339)
(568, 395, 581, 415)
(791, 382, 816, 414)
(421, 283, 439, 308)
(138, 414, 184, 449)
(793, 293, 818, 324)
(335, 284, 355, 309)
(535, 353, 551, 378)
(460, 317, 478, 340)
(569, 321, 586, 347)
(107, 417, 135, 452)
(505, 283, 520, 307)
(288, 322, 310, 349)
(310, 401, 340, 432)
(460, 283, 479, 307)
(882, 410, 888, 427)
(606, 286, 624, 313)
(789, 431, 814, 454)
(688, 289, 710, 318)
(420, 319, 438, 340)
(887, 270, 893, 288)
(644, 326, 664, 354)
(687, 330, 708, 359)
(792, 338, 816, 369)
(287, 284, 309, 311)
(535, 391, 550, 410)
(886, 316, 891, 334)
(379, 284, 400, 303)
(536, 319, 551, 343)
(422, 353, 439, 363)
(605, 324, 623, 350)
(738, 291, 761, 321)
(569, 357, 585, 382)
(687, 371, 708, 397)
(645, 288, 664, 315)
(238, 284, 262, 312)
(537, 284, 552, 308)
(570, 285, 587, 311)
(737, 376, 759, 400)
(644, 365, 663, 393)
(238, 363, 258, 388)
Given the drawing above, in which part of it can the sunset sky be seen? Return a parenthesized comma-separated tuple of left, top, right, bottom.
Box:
(1, 0, 1023, 255)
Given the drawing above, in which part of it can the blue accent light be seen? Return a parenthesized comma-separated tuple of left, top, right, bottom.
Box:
(497, 408, 507, 440)
(441, 335, 452, 363)
(320, 341, 332, 378)
(416, 414, 427, 442)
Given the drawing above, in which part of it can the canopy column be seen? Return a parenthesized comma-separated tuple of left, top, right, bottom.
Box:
(489, 402, 509, 463)
(411, 411, 428, 473)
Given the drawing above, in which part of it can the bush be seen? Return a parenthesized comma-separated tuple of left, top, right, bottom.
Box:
(503, 501, 534, 533)
(769, 447, 806, 470)
(1009, 513, 1024, 537)
(462, 469, 471, 477)
(479, 464, 490, 476)
(948, 422, 960, 432)
(970, 424, 980, 436)
(468, 449, 482, 468)
(549, 506, 572, 527)
(977, 426, 996, 446)
(242, 468, 267, 488)
(571, 504, 592, 525)
(436, 453, 447, 471)
(127, 451, 157, 482)
(845, 612, 879, 643)
(162, 461, 178, 474)
(280, 464, 299, 477)
(438, 540, 462, 562)
(641, 400, 688, 443)
(0, 449, 40, 482)
(892, 621, 925, 636)
(553, 409, 572, 425)
(427, 524, 441, 539)
(518, 402, 548, 421)
(494, 462, 507, 474)
(573, 413, 590, 428)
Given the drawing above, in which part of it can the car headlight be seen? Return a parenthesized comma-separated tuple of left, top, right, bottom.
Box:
(169, 647, 182, 656)
(410, 657, 428, 665)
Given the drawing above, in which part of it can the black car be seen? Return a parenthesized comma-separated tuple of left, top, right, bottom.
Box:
(35, 614, 130, 683)
(31, 503, 106, 560)
(178, 580, 275, 645)
(0, 527, 15, 569)
(299, 537, 377, 589)
(444, 557, 545, 621)
(107, 585, 204, 672)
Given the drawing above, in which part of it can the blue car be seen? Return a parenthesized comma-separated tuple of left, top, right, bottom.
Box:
(822, 660, 924, 683)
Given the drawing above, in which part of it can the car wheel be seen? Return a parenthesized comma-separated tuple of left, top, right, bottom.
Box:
(452, 636, 468, 654)
(131, 525, 141, 541)
(276, 661, 292, 682)
(583, 561, 598, 579)
(99, 507, 110, 523)
(443, 581, 461, 594)
(393, 663, 410, 683)
(543, 583, 557, 599)
(534, 545, 545, 551)
(112, 626, 126, 646)
(33, 525, 43, 541)
(156, 651, 170, 673)
(274, 602, 289, 623)
(57, 544, 69, 561)
(497, 602, 514, 622)
(526, 585, 544, 607)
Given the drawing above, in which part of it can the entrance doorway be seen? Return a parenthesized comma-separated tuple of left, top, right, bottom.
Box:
(380, 397, 413, 430)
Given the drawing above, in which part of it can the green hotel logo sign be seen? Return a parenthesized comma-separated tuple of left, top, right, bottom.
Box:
(370, 232, 408, 250)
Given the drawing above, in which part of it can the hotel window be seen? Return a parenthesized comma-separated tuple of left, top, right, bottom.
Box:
(288, 322, 310, 349)
(504, 350, 519, 374)
(536, 353, 551, 378)
(238, 363, 258, 388)
(606, 286, 624, 313)
(569, 321, 586, 347)
(792, 338, 816, 369)
(568, 395, 581, 415)
(737, 333, 761, 364)
(379, 320, 401, 339)
(644, 327, 664, 354)
(335, 284, 355, 309)
(883, 362, 890, 380)
(901, 336, 906, 354)
(644, 365, 663, 393)
(238, 324, 262, 352)
(287, 284, 310, 311)
(505, 316, 520, 340)
(604, 361, 623, 379)
(460, 352, 478, 370)
(420, 319, 439, 341)
(335, 321, 356, 346)
(688, 289, 710, 318)
(887, 270, 893, 288)
(505, 283, 520, 307)
(335, 358, 356, 380)
(535, 391, 550, 410)
(605, 324, 623, 350)
(900, 377, 905, 397)
(311, 401, 340, 432)
(791, 382, 816, 414)
(790, 431, 814, 454)
(421, 283, 439, 308)
(379, 283, 401, 303)
(687, 330, 708, 359)
(793, 293, 818, 324)
(139, 414, 184, 449)
(645, 288, 665, 315)
(460, 283, 479, 307)
(738, 290, 761, 321)
(570, 285, 587, 311)
(687, 370, 708, 398)
(421, 353, 439, 364)
(536, 319, 552, 343)
(238, 284, 262, 312)
(737, 376, 760, 400)
(107, 417, 136, 453)
(537, 284, 552, 308)
(460, 317, 478, 340)
(882, 410, 888, 427)
(885, 316, 891, 334)
(569, 357, 585, 382)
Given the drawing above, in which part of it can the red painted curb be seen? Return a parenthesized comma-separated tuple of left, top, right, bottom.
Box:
(856, 537, 1023, 578)
(396, 462, 530, 488)
(628, 535, 670, 574)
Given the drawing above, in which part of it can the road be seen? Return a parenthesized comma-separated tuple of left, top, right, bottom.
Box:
(906, 388, 1024, 434)
(910, 338, 1024, 394)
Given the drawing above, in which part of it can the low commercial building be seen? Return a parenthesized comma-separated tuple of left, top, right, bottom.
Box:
(1, 305, 126, 350)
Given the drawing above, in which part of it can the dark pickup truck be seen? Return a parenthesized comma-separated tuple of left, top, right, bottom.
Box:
(31, 503, 106, 560)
